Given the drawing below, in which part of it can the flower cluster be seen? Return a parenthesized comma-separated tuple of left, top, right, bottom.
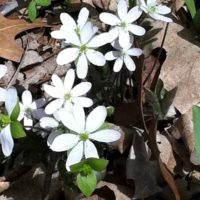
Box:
(0, 0, 172, 184)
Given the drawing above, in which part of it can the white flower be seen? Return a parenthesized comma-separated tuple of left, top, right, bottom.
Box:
(99, 0, 145, 47)
(139, 0, 172, 22)
(18, 90, 45, 130)
(0, 64, 7, 79)
(55, 21, 110, 79)
(0, 65, 7, 102)
(105, 35, 142, 72)
(49, 105, 121, 171)
(44, 69, 93, 114)
(40, 112, 63, 145)
(0, 87, 18, 156)
(51, 8, 89, 40)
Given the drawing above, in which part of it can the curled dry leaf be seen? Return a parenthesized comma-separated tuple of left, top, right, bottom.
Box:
(145, 21, 200, 114)
(0, 14, 44, 62)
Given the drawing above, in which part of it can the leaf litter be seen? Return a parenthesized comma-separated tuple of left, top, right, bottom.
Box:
(0, 0, 200, 199)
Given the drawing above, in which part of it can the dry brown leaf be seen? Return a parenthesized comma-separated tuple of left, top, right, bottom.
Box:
(146, 21, 200, 114)
(0, 14, 44, 62)
(92, 0, 110, 9)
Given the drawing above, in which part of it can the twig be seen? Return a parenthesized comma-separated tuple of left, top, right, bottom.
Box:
(41, 152, 58, 200)
(143, 23, 169, 86)
(6, 38, 29, 88)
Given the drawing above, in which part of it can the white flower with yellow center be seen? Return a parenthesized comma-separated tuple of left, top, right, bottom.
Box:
(105, 35, 142, 72)
(99, 0, 145, 47)
(44, 69, 93, 114)
(49, 105, 121, 171)
(139, 0, 172, 22)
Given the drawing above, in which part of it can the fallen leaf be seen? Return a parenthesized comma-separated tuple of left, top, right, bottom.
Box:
(126, 128, 161, 199)
(92, 0, 110, 9)
(0, 14, 44, 62)
(159, 158, 181, 200)
(145, 21, 200, 114)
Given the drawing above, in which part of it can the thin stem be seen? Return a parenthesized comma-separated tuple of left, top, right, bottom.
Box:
(24, 126, 50, 133)
(143, 23, 169, 86)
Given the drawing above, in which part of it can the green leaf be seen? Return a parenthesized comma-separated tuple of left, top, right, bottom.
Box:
(106, 106, 115, 117)
(35, 0, 51, 6)
(193, 9, 200, 33)
(193, 105, 200, 162)
(77, 171, 97, 197)
(28, 1, 37, 21)
(185, 0, 196, 18)
(10, 121, 26, 139)
(86, 158, 108, 172)
(70, 158, 108, 173)
(10, 102, 20, 121)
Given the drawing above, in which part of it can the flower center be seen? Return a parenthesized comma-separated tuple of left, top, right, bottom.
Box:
(64, 92, 72, 100)
(148, 6, 156, 14)
(75, 27, 80, 35)
(80, 44, 87, 53)
(80, 133, 89, 141)
(120, 21, 127, 29)
(0, 114, 11, 130)
(25, 107, 32, 119)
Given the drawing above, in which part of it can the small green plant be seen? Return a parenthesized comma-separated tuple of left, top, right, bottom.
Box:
(28, 0, 51, 21)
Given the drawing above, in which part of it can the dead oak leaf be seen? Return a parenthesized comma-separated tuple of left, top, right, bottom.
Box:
(0, 14, 44, 62)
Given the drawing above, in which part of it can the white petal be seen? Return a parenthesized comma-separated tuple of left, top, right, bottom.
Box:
(32, 108, 47, 120)
(128, 24, 146, 36)
(18, 104, 25, 121)
(22, 90, 32, 106)
(50, 134, 79, 152)
(0, 125, 14, 157)
(44, 85, 63, 98)
(128, 48, 143, 56)
(51, 30, 66, 39)
(113, 57, 123, 72)
(86, 106, 107, 133)
(80, 22, 94, 44)
(56, 48, 79, 65)
(86, 50, 106, 66)
(117, 0, 128, 21)
(64, 69, 75, 93)
(150, 13, 172, 22)
(147, 0, 156, 6)
(0, 64, 7, 79)
(127, 6, 143, 23)
(31, 98, 45, 109)
(64, 101, 73, 112)
(59, 108, 81, 133)
(105, 51, 120, 60)
(73, 104, 85, 132)
(73, 97, 93, 108)
(111, 38, 122, 50)
(66, 29, 81, 46)
(99, 13, 120, 25)
(124, 55, 136, 71)
(89, 129, 121, 143)
(5, 87, 18, 116)
(119, 30, 130, 49)
(139, 0, 147, 8)
(0, 87, 6, 101)
(45, 99, 65, 115)
(71, 82, 91, 97)
(87, 33, 110, 48)
(52, 74, 65, 92)
(108, 28, 119, 43)
(40, 117, 59, 128)
(156, 5, 171, 14)
(66, 141, 83, 171)
(60, 13, 76, 29)
(47, 131, 63, 146)
(84, 140, 99, 159)
(24, 116, 33, 130)
(76, 53, 88, 79)
(77, 7, 89, 30)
